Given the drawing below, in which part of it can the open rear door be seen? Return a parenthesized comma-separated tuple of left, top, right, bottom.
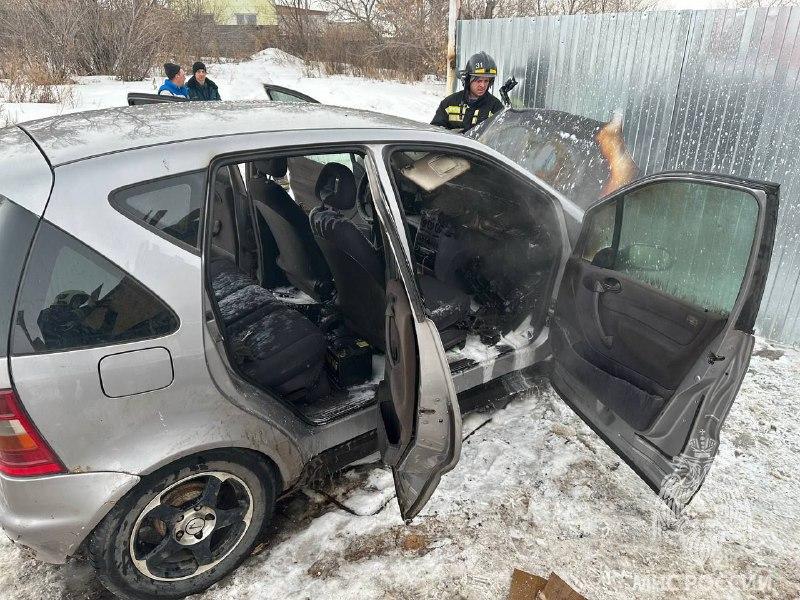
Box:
(126, 92, 187, 106)
(367, 159, 462, 522)
(550, 172, 778, 509)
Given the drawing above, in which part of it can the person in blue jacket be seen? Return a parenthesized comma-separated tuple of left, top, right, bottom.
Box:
(157, 63, 189, 98)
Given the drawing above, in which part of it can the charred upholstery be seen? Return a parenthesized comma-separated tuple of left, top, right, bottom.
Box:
(249, 159, 333, 301)
(208, 258, 328, 399)
(310, 163, 470, 349)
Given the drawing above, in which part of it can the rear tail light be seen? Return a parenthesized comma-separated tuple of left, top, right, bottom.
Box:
(0, 389, 64, 476)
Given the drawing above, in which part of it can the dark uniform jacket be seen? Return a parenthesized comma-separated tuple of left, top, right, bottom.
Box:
(187, 76, 221, 101)
(431, 90, 504, 132)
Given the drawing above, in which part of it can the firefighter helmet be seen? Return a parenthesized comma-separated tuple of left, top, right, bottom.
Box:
(463, 52, 498, 86)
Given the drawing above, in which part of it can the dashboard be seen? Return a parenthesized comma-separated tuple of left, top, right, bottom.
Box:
(406, 190, 553, 335)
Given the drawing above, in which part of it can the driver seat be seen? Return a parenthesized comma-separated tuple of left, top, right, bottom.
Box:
(310, 163, 471, 350)
(250, 158, 333, 301)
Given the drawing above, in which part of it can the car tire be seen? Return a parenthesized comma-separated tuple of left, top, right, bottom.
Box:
(88, 449, 277, 600)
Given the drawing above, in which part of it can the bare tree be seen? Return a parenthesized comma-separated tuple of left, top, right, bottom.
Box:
(271, 0, 659, 79)
(462, 0, 655, 18)
(321, 0, 384, 39)
(729, 0, 799, 7)
(277, 0, 327, 55)
(79, 0, 176, 80)
(0, 0, 85, 80)
(0, 0, 187, 81)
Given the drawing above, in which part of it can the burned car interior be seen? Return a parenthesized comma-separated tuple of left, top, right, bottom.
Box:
(205, 148, 561, 424)
(388, 149, 560, 371)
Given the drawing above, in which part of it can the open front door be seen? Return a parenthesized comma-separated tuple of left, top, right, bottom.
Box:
(368, 160, 462, 522)
(550, 172, 778, 509)
(262, 84, 319, 103)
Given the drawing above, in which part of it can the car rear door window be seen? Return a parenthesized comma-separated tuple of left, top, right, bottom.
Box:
(0, 197, 40, 358)
(12, 222, 178, 355)
(580, 180, 758, 315)
(110, 171, 205, 251)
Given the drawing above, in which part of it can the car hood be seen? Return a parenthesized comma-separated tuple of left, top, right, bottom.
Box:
(468, 108, 639, 211)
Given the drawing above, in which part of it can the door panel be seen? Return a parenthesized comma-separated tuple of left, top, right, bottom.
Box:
(572, 261, 726, 399)
(377, 283, 462, 521)
(367, 154, 461, 521)
(551, 172, 778, 507)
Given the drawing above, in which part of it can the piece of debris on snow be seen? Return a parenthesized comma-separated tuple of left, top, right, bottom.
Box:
(509, 569, 588, 600)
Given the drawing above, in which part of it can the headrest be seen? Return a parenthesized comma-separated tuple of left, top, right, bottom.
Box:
(315, 162, 356, 210)
(254, 157, 288, 178)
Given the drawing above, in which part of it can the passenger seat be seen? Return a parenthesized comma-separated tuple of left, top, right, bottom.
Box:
(208, 259, 329, 400)
(249, 159, 334, 302)
(310, 164, 470, 350)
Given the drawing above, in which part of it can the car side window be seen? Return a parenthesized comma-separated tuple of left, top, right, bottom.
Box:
(306, 153, 354, 170)
(580, 180, 759, 315)
(269, 90, 307, 103)
(0, 197, 39, 359)
(12, 222, 178, 355)
(110, 171, 205, 251)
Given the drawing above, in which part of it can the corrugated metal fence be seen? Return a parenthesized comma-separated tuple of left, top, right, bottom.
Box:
(457, 9, 800, 344)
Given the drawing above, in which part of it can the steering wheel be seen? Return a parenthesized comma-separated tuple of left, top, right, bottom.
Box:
(355, 172, 374, 225)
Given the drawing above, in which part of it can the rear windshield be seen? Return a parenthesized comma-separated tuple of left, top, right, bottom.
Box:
(0, 197, 39, 357)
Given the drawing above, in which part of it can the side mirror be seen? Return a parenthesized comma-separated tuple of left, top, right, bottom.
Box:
(617, 243, 674, 272)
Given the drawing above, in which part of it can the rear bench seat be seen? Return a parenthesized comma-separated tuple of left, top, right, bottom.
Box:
(208, 259, 329, 400)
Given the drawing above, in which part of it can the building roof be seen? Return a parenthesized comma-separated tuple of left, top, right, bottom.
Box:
(17, 100, 435, 166)
(275, 4, 329, 16)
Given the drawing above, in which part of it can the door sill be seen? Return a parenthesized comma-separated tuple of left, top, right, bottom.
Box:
(450, 327, 551, 393)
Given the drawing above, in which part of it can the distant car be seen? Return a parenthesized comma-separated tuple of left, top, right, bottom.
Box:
(0, 100, 777, 600)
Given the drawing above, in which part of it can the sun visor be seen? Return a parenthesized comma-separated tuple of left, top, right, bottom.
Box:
(400, 154, 470, 192)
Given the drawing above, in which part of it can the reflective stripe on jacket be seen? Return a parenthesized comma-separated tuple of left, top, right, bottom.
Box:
(431, 90, 504, 132)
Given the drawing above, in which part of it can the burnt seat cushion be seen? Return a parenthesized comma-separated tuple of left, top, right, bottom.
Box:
(420, 275, 471, 330)
(230, 308, 327, 397)
(209, 258, 328, 399)
(217, 284, 284, 334)
(208, 258, 252, 300)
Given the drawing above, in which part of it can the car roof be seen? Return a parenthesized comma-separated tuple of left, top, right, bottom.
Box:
(17, 100, 438, 167)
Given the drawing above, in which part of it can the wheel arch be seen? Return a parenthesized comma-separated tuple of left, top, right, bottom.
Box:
(76, 445, 285, 560)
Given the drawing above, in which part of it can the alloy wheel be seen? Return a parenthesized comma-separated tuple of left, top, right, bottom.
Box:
(129, 471, 254, 581)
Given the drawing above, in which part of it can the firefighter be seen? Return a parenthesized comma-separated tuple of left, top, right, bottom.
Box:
(431, 51, 504, 132)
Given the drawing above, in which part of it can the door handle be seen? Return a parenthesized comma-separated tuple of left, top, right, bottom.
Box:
(589, 277, 621, 348)
(385, 296, 399, 364)
(599, 277, 621, 293)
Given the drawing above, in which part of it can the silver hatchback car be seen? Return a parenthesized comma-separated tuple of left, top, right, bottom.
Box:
(0, 101, 778, 599)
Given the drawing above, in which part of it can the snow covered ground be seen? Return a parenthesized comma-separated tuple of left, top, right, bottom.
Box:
(0, 339, 798, 600)
(0, 49, 444, 126)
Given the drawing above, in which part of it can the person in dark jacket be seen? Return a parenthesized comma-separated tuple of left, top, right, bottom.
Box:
(431, 51, 504, 133)
(187, 62, 221, 101)
(158, 63, 189, 98)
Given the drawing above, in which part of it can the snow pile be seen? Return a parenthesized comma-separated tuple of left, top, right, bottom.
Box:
(0, 49, 444, 126)
(250, 48, 309, 71)
(1, 339, 798, 599)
